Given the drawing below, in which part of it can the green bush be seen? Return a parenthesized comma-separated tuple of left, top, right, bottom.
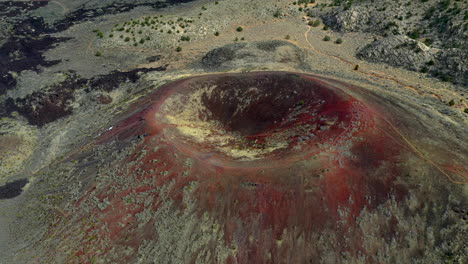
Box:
(109, 34, 114, 37)
(420, 66, 429, 73)
(441, 74, 452, 82)
(408, 30, 420, 39)
(236, 26, 243, 32)
(448, 99, 455, 106)
(323, 35, 331, 41)
(274, 9, 282, 18)
(464, 108, 468, 114)
(308, 20, 320, 27)
(335, 38, 343, 44)
(323, 25, 329, 30)
(124, 37, 130, 42)
(285, 35, 291, 40)
(95, 51, 102, 56)
(180, 36, 190, 41)
(424, 38, 433, 46)
(354, 65, 359, 70)
(214, 31, 220, 36)
(176, 46, 182, 52)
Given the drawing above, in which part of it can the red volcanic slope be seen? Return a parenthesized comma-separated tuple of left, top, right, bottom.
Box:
(38, 72, 414, 263)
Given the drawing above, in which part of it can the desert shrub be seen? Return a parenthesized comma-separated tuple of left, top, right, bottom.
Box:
(180, 36, 190, 41)
(95, 51, 102, 56)
(408, 30, 420, 39)
(335, 38, 343, 44)
(237, 26, 243, 32)
(354, 65, 359, 70)
(424, 38, 433, 46)
(323, 25, 329, 30)
(448, 99, 455, 106)
(274, 9, 282, 18)
(285, 35, 291, 40)
(310, 20, 320, 27)
(427, 60, 435, 66)
(124, 37, 130, 42)
(214, 31, 220, 36)
(420, 66, 429, 73)
(441, 74, 452, 82)
(323, 35, 331, 41)
(176, 46, 182, 52)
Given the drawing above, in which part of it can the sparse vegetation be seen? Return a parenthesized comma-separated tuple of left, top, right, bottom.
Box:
(180, 36, 190, 41)
(323, 35, 331, 41)
(176, 46, 182, 52)
(95, 51, 102, 57)
(236, 26, 243, 32)
(448, 99, 455, 106)
(273, 9, 282, 18)
(308, 20, 320, 27)
(335, 38, 343, 44)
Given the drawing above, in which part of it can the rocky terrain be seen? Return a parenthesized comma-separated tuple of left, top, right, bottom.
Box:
(0, 0, 466, 263)
(316, 0, 467, 85)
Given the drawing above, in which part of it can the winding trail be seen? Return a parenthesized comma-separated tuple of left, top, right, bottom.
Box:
(303, 26, 466, 106)
(302, 26, 467, 184)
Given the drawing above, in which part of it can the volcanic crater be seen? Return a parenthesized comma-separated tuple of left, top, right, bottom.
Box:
(11, 70, 466, 264)
(154, 73, 367, 167)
